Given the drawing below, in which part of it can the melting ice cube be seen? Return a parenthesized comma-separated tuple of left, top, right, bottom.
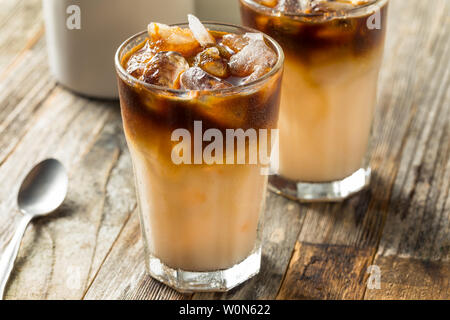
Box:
(141, 51, 189, 89)
(188, 14, 215, 47)
(180, 67, 232, 91)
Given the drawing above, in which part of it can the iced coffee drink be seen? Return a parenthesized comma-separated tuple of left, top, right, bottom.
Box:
(115, 15, 283, 291)
(240, 0, 388, 200)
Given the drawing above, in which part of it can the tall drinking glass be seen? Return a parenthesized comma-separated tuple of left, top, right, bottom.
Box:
(115, 23, 284, 292)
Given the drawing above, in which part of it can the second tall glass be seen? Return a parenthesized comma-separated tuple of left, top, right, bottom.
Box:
(240, 0, 389, 201)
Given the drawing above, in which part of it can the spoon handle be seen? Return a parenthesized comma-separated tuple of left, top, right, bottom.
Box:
(0, 214, 32, 299)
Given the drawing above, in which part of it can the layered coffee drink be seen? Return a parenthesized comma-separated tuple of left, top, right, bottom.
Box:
(115, 15, 283, 291)
(240, 0, 388, 200)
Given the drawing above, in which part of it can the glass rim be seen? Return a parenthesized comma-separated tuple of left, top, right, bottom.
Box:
(239, 0, 388, 20)
(115, 21, 285, 96)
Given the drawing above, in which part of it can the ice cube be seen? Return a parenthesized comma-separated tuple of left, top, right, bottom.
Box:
(275, 0, 318, 13)
(229, 38, 277, 77)
(220, 34, 248, 53)
(298, 0, 315, 11)
(126, 41, 153, 78)
(311, 0, 356, 13)
(188, 14, 215, 47)
(148, 22, 200, 57)
(180, 67, 232, 91)
(242, 65, 271, 84)
(194, 47, 230, 78)
(141, 51, 189, 89)
(276, 0, 302, 13)
(245, 33, 265, 42)
(220, 33, 265, 53)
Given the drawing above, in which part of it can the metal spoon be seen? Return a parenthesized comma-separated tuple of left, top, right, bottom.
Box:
(0, 159, 68, 298)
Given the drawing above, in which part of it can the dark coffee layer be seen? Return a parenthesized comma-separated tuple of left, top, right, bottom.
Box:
(118, 74, 282, 136)
(240, 0, 388, 63)
(117, 20, 283, 165)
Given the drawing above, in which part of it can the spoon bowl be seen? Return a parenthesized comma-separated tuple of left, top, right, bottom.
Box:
(17, 159, 68, 216)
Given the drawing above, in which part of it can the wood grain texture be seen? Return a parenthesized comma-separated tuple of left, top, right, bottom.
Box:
(0, 0, 44, 78)
(362, 0, 450, 299)
(83, 211, 186, 300)
(1, 93, 119, 299)
(0, 0, 448, 300)
(364, 256, 449, 300)
(374, 0, 449, 262)
(277, 242, 373, 300)
(273, 0, 450, 300)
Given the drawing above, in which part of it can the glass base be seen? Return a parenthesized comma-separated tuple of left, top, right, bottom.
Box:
(145, 247, 261, 293)
(269, 168, 371, 202)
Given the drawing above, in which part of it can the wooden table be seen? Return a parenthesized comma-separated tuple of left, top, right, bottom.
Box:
(0, 0, 448, 300)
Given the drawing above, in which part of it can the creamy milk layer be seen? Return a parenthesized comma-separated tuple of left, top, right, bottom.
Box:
(278, 50, 383, 181)
(241, 0, 388, 182)
(130, 142, 267, 271)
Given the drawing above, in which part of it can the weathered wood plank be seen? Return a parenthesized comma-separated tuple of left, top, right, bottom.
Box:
(83, 212, 186, 300)
(277, 242, 373, 300)
(0, 91, 126, 299)
(83, 122, 137, 287)
(0, 0, 44, 78)
(1, 88, 108, 243)
(363, 0, 450, 300)
(364, 256, 449, 300)
(0, 1, 51, 169)
(373, 1, 450, 262)
(277, 0, 450, 300)
(0, 39, 56, 166)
